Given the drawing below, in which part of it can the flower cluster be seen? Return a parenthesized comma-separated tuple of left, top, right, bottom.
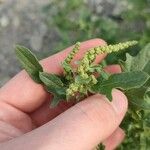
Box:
(77, 40, 138, 76)
(63, 40, 138, 100)
(64, 42, 81, 63)
(66, 74, 97, 100)
(62, 42, 80, 81)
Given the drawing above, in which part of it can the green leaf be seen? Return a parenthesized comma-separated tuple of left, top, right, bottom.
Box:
(131, 43, 150, 71)
(62, 61, 73, 72)
(75, 75, 91, 84)
(143, 60, 150, 75)
(15, 45, 43, 83)
(39, 72, 66, 97)
(119, 54, 133, 72)
(143, 61, 150, 87)
(96, 143, 105, 150)
(121, 43, 150, 72)
(40, 72, 64, 86)
(91, 71, 149, 100)
(50, 95, 62, 108)
(39, 72, 66, 108)
(126, 87, 150, 110)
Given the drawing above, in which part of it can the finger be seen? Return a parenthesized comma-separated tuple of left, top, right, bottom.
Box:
(0, 101, 35, 133)
(0, 39, 106, 113)
(0, 121, 23, 143)
(104, 64, 122, 74)
(1, 89, 128, 150)
(103, 127, 125, 150)
(30, 65, 122, 126)
(30, 99, 75, 127)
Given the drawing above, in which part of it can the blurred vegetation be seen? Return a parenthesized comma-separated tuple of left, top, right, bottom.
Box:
(42, 0, 150, 64)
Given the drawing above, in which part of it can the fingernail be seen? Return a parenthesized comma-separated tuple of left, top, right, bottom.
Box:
(111, 89, 128, 116)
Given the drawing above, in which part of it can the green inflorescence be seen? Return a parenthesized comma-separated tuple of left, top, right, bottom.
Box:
(62, 42, 80, 81)
(64, 41, 138, 100)
(64, 42, 81, 63)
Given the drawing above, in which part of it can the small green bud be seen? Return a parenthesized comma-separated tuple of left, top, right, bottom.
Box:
(64, 42, 81, 64)
(82, 57, 90, 65)
(79, 85, 84, 91)
(88, 54, 95, 61)
(66, 89, 73, 96)
(94, 47, 100, 54)
(81, 73, 89, 79)
(78, 65, 84, 73)
(78, 85, 87, 94)
(89, 48, 95, 54)
(91, 75, 97, 84)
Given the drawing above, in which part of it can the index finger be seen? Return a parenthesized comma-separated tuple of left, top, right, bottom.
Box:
(0, 39, 106, 113)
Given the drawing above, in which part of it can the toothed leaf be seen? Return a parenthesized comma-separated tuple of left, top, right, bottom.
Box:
(39, 72, 66, 98)
(15, 45, 43, 83)
(91, 71, 149, 100)
(126, 87, 150, 110)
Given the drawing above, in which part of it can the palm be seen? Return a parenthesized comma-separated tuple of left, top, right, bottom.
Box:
(0, 92, 73, 142)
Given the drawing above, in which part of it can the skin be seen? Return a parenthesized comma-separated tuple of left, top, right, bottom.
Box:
(0, 39, 128, 150)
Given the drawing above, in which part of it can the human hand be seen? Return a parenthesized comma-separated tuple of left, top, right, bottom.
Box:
(0, 39, 128, 150)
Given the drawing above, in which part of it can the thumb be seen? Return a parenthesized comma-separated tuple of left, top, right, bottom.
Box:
(0, 89, 128, 150)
